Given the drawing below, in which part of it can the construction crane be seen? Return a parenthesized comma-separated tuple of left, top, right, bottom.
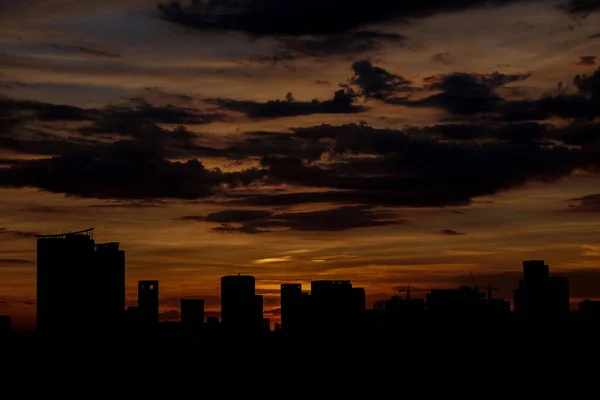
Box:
(396, 285, 429, 302)
(469, 271, 499, 300)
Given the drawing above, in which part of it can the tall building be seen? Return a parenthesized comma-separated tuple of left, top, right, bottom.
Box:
(36, 228, 126, 335)
(181, 299, 204, 327)
(310, 280, 366, 334)
(514, 260, 570, 320)
(138, 280, 159, 325)
(281, 284, 309, 335)
(94, 242, 125, 328)
(0, 316, 11, 335)
(549, 276, 570, 318)
(221, 274, 262, 334)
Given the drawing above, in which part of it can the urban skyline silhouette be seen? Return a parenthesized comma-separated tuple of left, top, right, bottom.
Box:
(2, 227, 600, 342)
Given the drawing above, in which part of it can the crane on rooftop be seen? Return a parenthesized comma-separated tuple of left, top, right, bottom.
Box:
(469, 270, 499, 300)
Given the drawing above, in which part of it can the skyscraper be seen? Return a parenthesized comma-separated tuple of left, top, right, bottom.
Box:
(181, 299, 204, 327)
(138, 280, 159, 325)
(36, 228, 126, 335)
(221, 274, 262, 334)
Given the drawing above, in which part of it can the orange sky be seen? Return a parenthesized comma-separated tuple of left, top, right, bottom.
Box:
(1, 0, 600, 330)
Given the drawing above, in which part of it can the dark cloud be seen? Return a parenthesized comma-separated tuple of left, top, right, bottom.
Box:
(0, 97, 95, 122)
(158, 0, 530, 36)
(574, 67, 600, 100)
(0, 140, 264, 200)
(315, 80, 331, 85)
(186, 205, 404, 233)
(276, 30, 407, 58)
(400, 71, 532, 115)
(559, 0, 600, 19)
(566, 194, 600, 212)
(437, 229, 466, 235)
(88, 200, 167, 208)
(591, 33, 600, 39)
(347, 60, 412, 101)
(206, 89, 364, 119)
(223, 121, 599, 208)
(431, 52, 453, 65)
(204, 209, 274, 223)
(399, 66, 600, 121)
(0, 258, 34, 265)
(0, 95, 228, 159)
(0, 227, 39, 238)
(48, 43, 121, 58)
(574, 56, 597, 66)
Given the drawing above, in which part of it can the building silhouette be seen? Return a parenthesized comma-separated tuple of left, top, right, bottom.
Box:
(181, 298, 204, 335)
(138, 280, 159, 326)
(0, 316, 11, 335)
(220, 274, 263, 334)
(309, 280, 366, 334)
(280, 283, 310, 336)
(514, 260, 570, 321)
(35, 228, 125, 336)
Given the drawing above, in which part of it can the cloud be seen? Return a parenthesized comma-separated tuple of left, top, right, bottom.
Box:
(399, 71, 532, 115)
(431, 52, 453, 65)
(206, 89, 364, 119)
(0, 228, 39, 238)
(252, 256, 293, 264)
(574, 56, 597, 66)
(347, 60, 413, 101)
(559, 0, 600, 19)
(0, 95, 229, 159)
(223, 120, 599, 208)
(185, 205, 405, 233)
(437, 229, 466, 235)
(48, 43, 121, 58)
(275, 30, 407, 58)
(0, 140, 264, 200)
(203, 209, 274, 223)
(591, 33, 600, 39)
(399, 66, 600, 121)
(157, 0, 531, 36)
(566, 194, 600, 212)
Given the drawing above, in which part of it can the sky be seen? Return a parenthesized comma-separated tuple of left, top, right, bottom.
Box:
(1, 0, 600, 329)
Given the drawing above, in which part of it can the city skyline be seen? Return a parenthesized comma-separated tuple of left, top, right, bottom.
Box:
(2, 1, 600, 330)
(2, 227, 599, 332)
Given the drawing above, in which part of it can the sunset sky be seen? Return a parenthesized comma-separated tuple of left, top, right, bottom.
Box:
(1, 0, 600, 329)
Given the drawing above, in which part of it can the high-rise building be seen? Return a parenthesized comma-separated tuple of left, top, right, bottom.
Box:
(0, 316, 11, 335)
(181, 299, 204, 327)
(281, 284, 306, 335)
(138, 280, 159, 325)
(94, 242, 125, 328)
(36, 228, 126, 335)
(221, 274, 262, 334)
(310, 280, 366, 333)
(549, 276, 570, 318)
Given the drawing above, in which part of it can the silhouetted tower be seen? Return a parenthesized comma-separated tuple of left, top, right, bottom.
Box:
(310, 280, 366, 334)
(281, 283, 308, 335)
(221, 274, 262, 334)
(35, 228, 124, 335)
(522, 260, 550, 319)
(181, 299, 204, 325)
(0, 316, 11, 335)
(138, 280, 159, 325)
(181, 298, 204, 335)
(549, 276, 570, 318)
(94, 242, 125, 329)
